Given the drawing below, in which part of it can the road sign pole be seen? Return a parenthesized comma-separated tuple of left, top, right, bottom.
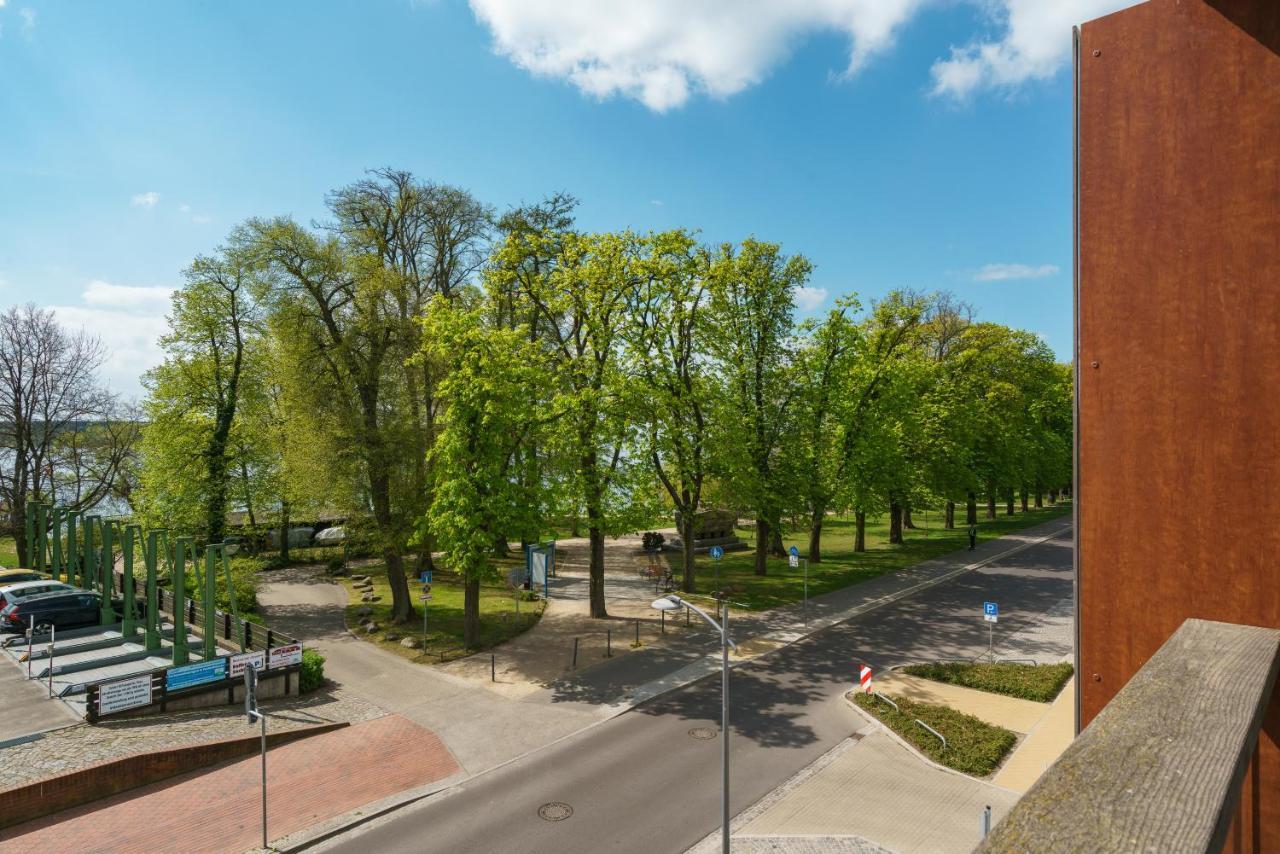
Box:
(803, 558, 809, 624)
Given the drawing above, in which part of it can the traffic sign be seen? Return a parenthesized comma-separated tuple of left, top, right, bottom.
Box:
(709, 545, 724, 560)
(788, 554, 799, 568)
(419, 593, 433, 601)
(789, 546, 799, 557)
(422, 583, 432, 595)
(420, 570, 432, 584)
(983, 601, 999, 623)
(859, 664, 872, 693)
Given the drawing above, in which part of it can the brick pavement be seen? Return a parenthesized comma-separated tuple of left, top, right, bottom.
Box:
(0, 714, 459, 853)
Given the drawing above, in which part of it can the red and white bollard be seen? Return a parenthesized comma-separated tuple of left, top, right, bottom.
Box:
(860, 664, 873, 693)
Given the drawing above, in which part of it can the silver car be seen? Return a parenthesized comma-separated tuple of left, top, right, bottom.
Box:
(0, 579, 77, 610)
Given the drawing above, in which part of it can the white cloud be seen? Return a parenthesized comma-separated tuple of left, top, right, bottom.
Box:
(131, 191, 160, 208)
(0, 1, 8, 10)
(179, 203, 191, 213)
(793, 285, 829, 312)
(82, 279, 174, 308)
(18, 7, 34, 36)
(971, 263, 1059, 282)
(50, 280, 175, 398)
(930, 1, 1142, 99)
(468, 0, 922, 112)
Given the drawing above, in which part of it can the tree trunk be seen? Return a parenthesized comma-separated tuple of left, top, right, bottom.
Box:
(1049, 489, 1058, 504)
(945, 500, 955, 529)
(902, 505, 916, 529)
(854, 510, 866, 552)
(1035, 482, 1044, 508)
(1020, 488, 1029, 512)
(966, 491, 978, 525)
(463, 575, 480, 649)
(986, 492, 997, 520)
(278, 501, 290, 564)
(889, 500, 904, 545)
(768, 524, 786, 558)
(1006, 490, 1015, 515)
(681, 514, 696, 593)
(754, 518, 768, 576)
(493, 535, 509, 558)
(570, 509, 581, 539)
(587, 525, 608, 618)
(808, 506, 823, 563)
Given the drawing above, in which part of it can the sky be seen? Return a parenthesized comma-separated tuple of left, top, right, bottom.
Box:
(0, 0, 1140, 398)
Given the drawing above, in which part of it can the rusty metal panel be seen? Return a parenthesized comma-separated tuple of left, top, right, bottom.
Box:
(1078, 0, 1280, 848)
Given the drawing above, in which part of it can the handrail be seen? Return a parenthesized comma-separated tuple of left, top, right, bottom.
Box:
(980, 618, 1280, 853)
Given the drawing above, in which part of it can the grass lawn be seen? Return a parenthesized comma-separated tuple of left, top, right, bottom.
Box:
(342, 561, 543, 664)
(0, 535, 18, 567)
(688, 502, 1071, 610)
(852, 690, 1018, 777)
(903, 661, 1075, 703)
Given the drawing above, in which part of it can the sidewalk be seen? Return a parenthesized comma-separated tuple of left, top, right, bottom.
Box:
(0, 715, 459, 854)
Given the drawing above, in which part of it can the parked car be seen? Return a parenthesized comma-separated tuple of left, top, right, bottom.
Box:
(0, 580, 77, 610)
(0, 591, 102, 633)
(0, 568, 49, 586)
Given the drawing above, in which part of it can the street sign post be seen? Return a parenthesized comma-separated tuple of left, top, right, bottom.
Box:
(244, 663, 267, 850)
(982, 602, 999, 659)
(421, 584, 432, 638)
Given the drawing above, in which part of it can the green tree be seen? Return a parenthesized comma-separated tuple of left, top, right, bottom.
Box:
(705, 239, 809, 576)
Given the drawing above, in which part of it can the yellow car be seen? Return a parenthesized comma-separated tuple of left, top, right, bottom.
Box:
(0, 568, 50, 585)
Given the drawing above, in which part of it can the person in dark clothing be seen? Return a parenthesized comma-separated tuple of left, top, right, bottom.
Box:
(968, 523, 977, 550)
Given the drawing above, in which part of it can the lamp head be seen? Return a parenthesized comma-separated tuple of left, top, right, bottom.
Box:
(651, 595, 683, 611)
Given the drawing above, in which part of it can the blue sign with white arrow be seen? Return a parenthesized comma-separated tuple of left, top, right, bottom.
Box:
(788, 545, 799, 557)
(709, 545, 724, 560)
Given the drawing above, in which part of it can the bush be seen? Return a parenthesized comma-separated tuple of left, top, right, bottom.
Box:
(299, 649, 326, 693)
(642, 531, 665, 550)
(325, 556, 346, 575)
(901, 661, 1075, 703)
(853, 691, 1016, 776)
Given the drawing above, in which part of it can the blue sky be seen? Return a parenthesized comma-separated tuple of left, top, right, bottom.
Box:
(0, 0, 1136, 397)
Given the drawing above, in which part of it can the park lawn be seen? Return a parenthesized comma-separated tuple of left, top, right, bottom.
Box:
(341, 560, 543, 664)
(902, 661, 1075, 703)
(852, 691, 1018, 777)
(689, 502, 1071, 611)
(0, 535, 18, 567)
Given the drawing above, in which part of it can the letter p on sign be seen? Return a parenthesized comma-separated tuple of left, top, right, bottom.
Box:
(860, 664, 872, 693)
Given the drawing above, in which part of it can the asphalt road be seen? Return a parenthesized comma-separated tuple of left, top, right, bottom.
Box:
(322, 526, 1073, 854)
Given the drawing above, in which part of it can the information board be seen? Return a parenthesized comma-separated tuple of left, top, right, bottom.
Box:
(268, 643, 303, 669)
(98, 674, 153, 714)
(229, 650, 266, 678)
(166, 657, 228, 692)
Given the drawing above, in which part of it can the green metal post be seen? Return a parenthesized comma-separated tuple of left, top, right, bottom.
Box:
(222, 546, 243, 650)
(99, 520, 116, 625)
(34, 502, 47, 572)
(144, 531, 161, 652)
(82, 516, 97, 592)
(172, 537, 190, 665)
(65, 511, 79, 587)
(23, 501, 35, 569)
(121, 525, 139, 637)
(50, 507, 63, 582)
(203, 545, 218, 660)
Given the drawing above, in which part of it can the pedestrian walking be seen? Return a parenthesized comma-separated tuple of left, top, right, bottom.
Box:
(968, 522, 977, 551)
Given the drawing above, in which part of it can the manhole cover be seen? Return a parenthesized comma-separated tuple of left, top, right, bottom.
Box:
(538, 802, 573, 822)
(688, 726, 717, 740)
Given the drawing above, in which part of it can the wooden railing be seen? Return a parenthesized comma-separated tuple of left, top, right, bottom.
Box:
(980, 618, 1280, 853)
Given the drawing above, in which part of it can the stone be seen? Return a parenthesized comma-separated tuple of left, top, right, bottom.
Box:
(384, 632, 400, 641)
(355, 607, 372, 618)
(363, 622, 380, 633)
(400, 637, 421, 649)
(361, 594, 374, 602)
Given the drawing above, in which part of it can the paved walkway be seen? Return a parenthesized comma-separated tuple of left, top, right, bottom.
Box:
(0, 715, 458, 854)
(991, 676, 1076, 792)
(873, 671, 1048, 733)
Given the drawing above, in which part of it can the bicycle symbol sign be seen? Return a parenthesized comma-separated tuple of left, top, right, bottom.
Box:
(709, 545, 724, 560)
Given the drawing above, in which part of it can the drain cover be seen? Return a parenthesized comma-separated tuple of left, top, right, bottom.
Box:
(688, 726, 717, 740)
(538, 802, 574, 822)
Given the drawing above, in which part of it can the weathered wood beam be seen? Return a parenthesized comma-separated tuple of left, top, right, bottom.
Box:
(981, 618, 1280, 853)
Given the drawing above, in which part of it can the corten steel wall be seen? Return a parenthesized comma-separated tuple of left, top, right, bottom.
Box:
(1077, 0, 1280, 849)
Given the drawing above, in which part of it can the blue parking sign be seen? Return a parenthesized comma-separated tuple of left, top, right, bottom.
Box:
(983, 601, 999, 622)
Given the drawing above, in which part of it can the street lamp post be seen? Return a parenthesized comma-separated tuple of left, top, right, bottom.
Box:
(652, 593, 737, 853)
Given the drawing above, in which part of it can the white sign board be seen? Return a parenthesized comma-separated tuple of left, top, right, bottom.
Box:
(788, 554, 799, 568)
(268, 643, 303, 669)
(98, 674, 153, 715)
(229, 649, 266, 678)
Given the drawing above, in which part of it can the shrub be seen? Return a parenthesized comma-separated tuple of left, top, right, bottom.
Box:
(853, 691, 1016, 776)
(642, 531, 665, 550)
(901, 661, 1075, 703)
(299, 649, 326, 693)
(326, 556, 346, 575)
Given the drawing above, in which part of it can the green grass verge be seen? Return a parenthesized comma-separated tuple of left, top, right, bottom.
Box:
(690, 502, 1071, 610)
(853, 691, 1017, 776)
(902, 661, 1075, 703)
(343, 562, 542, 664)
(0, 536, 19, 568)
